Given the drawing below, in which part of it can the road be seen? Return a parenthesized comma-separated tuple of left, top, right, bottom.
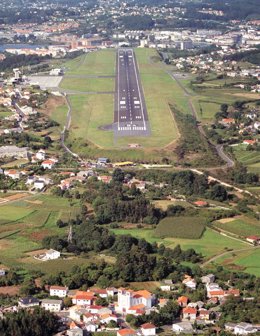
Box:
(60, 94, 80, 160)
(202, 245, 260, 268)
(114, 48, 150, 137)
(168, 71, 235, 168)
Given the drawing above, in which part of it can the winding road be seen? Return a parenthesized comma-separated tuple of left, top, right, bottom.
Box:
(168, 71, 235, 168)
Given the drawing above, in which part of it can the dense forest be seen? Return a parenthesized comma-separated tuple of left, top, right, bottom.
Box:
(0, 308, 60, 336)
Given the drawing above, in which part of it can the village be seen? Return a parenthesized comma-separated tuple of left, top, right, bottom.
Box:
(1, 268, 259, 336)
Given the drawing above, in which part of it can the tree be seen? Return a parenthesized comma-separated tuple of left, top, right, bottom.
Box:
(112, 168, 125, 183)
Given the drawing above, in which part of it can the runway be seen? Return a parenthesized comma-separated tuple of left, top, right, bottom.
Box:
(114, 48, 150, 137)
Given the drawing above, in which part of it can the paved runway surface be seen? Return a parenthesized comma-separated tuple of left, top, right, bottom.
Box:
(114, 48, 150, 137)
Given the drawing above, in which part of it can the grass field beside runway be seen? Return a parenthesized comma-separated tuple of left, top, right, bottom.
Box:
(62, 49, 116, 75)
(60, 77, 114, 92)
(67, 94, 114, 148)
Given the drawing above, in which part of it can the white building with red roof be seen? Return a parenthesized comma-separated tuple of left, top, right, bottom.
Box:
(141, 323, 156, 336)
(50, 285, 68, 298)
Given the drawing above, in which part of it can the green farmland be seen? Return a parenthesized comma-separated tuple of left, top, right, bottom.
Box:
(111, 226, 246, 259)
(155, 216, 206, 239)
(214, 216, 260, 237)
(0, 195, 81, 272)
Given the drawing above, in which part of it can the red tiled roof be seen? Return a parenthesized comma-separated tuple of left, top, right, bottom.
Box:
(141, 323, 156, 329)
(50, 285, 67, 290)
(118, 329, 136, 336)
(183, 307, 197, 314)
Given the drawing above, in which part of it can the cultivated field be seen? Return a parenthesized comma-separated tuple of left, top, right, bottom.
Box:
(214, 215, 260, 237)
(232, 145, 260, 174)
(111, 227, 246, 258)
(218, 248, 260, 277)
(0, 195, 80, 271)
(155, 216, 206, 239)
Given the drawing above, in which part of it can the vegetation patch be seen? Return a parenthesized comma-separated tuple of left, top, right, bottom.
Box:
(155, 216, 206, 239)
(214, 216, 260, 237)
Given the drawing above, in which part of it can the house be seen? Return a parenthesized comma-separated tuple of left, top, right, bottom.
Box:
(99, 313, 118, 324)
(117, 289, 153, 313)
(34, 180, 45, 191)
(182, 307, 197, 321)
(97, 157, 109, 165)
(201, 274, 215, 284)
(85, 322, 98, 332)
(90, 288, 108, 298)
(243, 140, 256, 146)
(41, 159, 56, 169)
(160, 280, 173, 291)
(177, 296, 188, 307)
(86, 305, 103, 314)
(221, 118, 235, 126)
(70, 307, 89, 322)
(18, 296, 40, 308)
(106, 287, 118, 297)
(34, 249, 60, 261)
(234, 322, 258, 335)
(172, 321, 193, 334)
(35, 149, 46, 161)
(198, 309, 210, 320)
(26, 175, 37, 185)
(45, 249, 60, 260)
(98, 175, 112, 184)
(4, 170, 21, 180)
(72, 291, 96, 306)
(41, 299, 63, 312)
(182, 276, 197, 290)
(141, 323, 156, 336)
(0, 269, 6, 276)
(117, 329, 136, 336)
(246, 236, 260, 245)
(225, 322, 236, 332)
(193, 200, 208, 207)
(158, 298, 168, 308)
(50, 285, 68, 298)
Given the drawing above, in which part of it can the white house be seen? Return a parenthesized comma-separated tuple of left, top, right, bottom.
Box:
(4, 170, 21, 180)
(141, 323, 156, 336)
(41, 159, 56, 169)
(182, 276, 197, 290)
(35, 249, 60, 261)
(50, 285, 68, 298)
(234, 323, 258, 335)
(85, 323, 98, 333)
(35, 149, 46, 161)
(72, 291, 95, 306)
(41, 299, 63, 312)
(34, 180, 45, 191)
(0, 269, 6, 276)
(172, 322, 193, 334)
